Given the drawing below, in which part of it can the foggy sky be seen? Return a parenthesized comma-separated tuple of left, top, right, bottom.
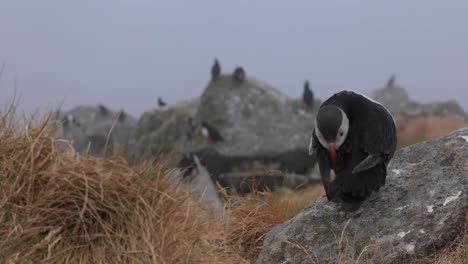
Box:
(0, 1, 467, 116)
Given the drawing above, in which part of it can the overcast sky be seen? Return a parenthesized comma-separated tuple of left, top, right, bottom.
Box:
(0, 1, 467, 117)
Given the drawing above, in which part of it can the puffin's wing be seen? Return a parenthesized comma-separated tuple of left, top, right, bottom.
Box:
(354, 101, 397, 172)
(360, 103, 397, 155)
(352, 154, 385, 173)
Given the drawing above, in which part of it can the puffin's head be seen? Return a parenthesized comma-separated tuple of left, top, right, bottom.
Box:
(314, 105, 349, 169)
(304, 80, 310, 90)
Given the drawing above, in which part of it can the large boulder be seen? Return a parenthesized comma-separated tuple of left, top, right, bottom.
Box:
(56, 105, 137, 159)
(257, 128, 468, 263)
(135, 75, 320, 176)
(370, 82, 467, 120)
(193, 75, 319, 174)
(134, 98, 199, 161)
(400, 100, 468, 120)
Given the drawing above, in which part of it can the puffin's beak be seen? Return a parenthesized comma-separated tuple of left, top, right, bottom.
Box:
(328, 143, 336, 169)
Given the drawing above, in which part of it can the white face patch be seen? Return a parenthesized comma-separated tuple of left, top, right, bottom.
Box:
(314, 107, 349, 150)
(334, 108, 349, 149)
(201, 127, 209, 138)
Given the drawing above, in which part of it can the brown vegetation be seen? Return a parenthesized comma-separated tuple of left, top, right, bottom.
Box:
(396, 115, 468, 149)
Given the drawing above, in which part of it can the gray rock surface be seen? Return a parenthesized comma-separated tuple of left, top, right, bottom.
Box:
(134, 102, 197, 161)
(400, 100, 468, 120)
(55, 105, 137, 159)
(371, 82, 467, 120)
(371, 84, 410, 114)
(257, 128, 468, 264)
(135, 75, 320, 175)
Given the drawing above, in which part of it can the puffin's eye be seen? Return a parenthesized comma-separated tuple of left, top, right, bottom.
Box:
(339, 131, 344, 137)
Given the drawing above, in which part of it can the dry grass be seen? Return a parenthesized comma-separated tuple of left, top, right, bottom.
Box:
(218, 185, 323, 262)
(396, 116, 468, 148)
(433, 220, 468, 264)
(0, 116, 241, 263)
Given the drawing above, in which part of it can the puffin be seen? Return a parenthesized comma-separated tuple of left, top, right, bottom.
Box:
(98, 104, 109, 116)
(201, 121, 224, 144)
(117, 110, 126, 122)
(62, 114, 81, 128)
(386, 74, 396, 88)
(158, 97, 167, 107)
(211, 59, 221, 80)
(177, 152, 199, 179)
(309, 90, 397, 211)
(302, 80, 314, 108)
(233, 67, 246, 82)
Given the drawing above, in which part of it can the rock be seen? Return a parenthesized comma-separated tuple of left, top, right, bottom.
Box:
(135, 75, 321, 176)
(193, 75, 320, 174)
(55, 105, 137, 159)
(370, 83, 467, 121)
(134, 103, 197, 161)
(371, 84, 410, 113)
(401, 100, 468, 120)
(257, 128, 468, 263)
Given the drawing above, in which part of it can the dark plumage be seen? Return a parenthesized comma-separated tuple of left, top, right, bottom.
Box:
(309, 90, 397, 211)
(98, 104, 109, 116)
(233, 67, 246, 82)
(386, 74, 396, 88)
(201, 121, 224, 144)
(302, 80, 314, 108)
(211, 59, 221, 80)
(117, 110, 126, 122)
(158, 97, 167, 107)
(62, 114, 81, 128)
(178, 152, 198, 179)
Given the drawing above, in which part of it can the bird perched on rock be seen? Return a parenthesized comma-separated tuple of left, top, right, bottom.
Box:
(211, 58, 221, 80)
(158, 97, 167, 107)
(233, 67, 246, 83)
(201, 121, 224, 144)
(309, 90, 397, 211)
(302, 80, 314, 108)
(117, 110, 126, 122)
(62, 114, 82, 128)
(177, 152, 198, 179)
(98, 104, 109, 116)
(386, 74, 396, 88)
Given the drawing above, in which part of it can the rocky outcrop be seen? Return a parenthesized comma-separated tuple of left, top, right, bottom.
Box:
(257, 128, 468, 263)
(135, 75, 320, 176)
(400, 100, 468, 120)
(135, 106, 196, 161)
(55, 105, 137, 159)
(371, 82, 467, 120)
(371, 84, 410, 114)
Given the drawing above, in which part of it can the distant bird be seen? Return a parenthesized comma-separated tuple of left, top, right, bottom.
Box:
(233, 67, 246, 83)
(117, 110, 126, 122)
(201, 121, 224, 144)
(211, 58, 221, 80)
(98, 104, 109, 116)
(62, 114, 81, 128)
(309, 90, 397, 211)
(386, 74, 396, 88)
(177, 152, 198, 179)
(158, 97, 167, 107)
(302, 80, 314, 108)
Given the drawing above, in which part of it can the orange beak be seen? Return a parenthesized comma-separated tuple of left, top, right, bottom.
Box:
(328, 143, 336, 169)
